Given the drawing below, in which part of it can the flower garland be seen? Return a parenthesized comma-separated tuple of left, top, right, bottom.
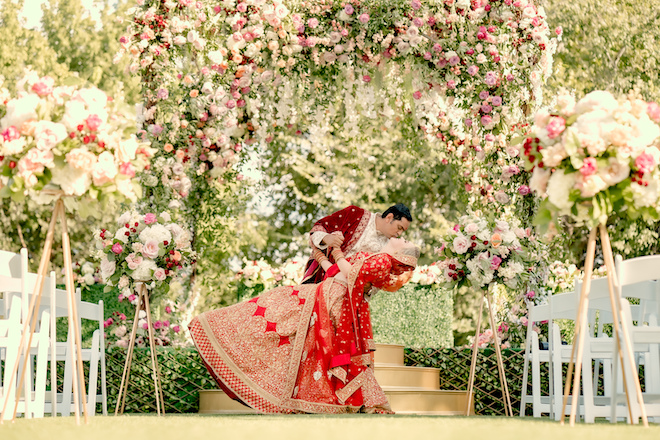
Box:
(523, 90, 660, 228)
(0, 71, 153, 209)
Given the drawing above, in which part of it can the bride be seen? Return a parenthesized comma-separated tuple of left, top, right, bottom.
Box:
(188, 237, 420, 414)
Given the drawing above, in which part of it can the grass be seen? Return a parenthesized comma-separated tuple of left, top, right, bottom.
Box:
(0, 415, 659, 440)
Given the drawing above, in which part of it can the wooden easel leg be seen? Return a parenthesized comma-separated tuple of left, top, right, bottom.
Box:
(142, 286, 165, 415)
(0, 200, 61, 423)
(60, 206, 89, 424)
(486, 287, 513, 416)
(114, 289, 142, 416)
(466, 291, 485, 416)
(599, 224, 648, 427)
(561, 227, 598, 426)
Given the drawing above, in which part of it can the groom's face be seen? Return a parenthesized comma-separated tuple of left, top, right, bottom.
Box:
(381, 214, 411, 238)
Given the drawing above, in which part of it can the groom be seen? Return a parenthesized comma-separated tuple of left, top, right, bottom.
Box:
(301, 203, 413, 284)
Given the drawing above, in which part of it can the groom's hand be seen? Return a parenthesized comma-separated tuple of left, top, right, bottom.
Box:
(323, 233, 344, 248)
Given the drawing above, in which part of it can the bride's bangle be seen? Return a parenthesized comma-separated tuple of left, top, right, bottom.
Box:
(331, 249, 345, 262)
(313, 249, 328, 264)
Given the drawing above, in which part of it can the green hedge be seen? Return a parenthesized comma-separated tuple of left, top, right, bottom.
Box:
(370, 284, 453, 348)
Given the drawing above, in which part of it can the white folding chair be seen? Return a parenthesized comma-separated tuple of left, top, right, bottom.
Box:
(0, 295, 22, 420)
(52, 287, 107, 416)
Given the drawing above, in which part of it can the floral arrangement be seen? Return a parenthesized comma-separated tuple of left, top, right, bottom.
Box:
(103, 300, 185, 348)
(115, 0, 558, 210)
(96, 210, 194, 296)
(435, 212, 542, 289)
(0, 70, 153, 208)
(523, 90, 660, 228)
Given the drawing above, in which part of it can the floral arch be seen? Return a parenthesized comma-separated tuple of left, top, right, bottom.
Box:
(120, 0, 558, 211)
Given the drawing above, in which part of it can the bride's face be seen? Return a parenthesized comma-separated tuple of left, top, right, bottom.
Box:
(383, 237, 410, 253)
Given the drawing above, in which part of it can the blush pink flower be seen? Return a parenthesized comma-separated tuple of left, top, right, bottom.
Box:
(545, 116, 566, 139)
(580, 157, 598, 177)
(142, 240, 160, 259)
(112, 243, 123, 254)
(647, 102, 660, 123)
(411, 0, 422, 10)
(307, 17, 319, 28)
(635, 152, 656, 174)
(86, 114, 103, 132)
(2, 126, 20, 142)
(490, 255, 502, 270)
(358, 13, 369, 23)
(343, 4, 354, 14)
(413, 91, 422, 100)
(154, 268, 167, 281)
(31, 77, 54, 97)
(144, 213, 157, 224)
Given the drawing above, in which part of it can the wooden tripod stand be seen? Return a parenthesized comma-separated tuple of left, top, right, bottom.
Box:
(0, 196, 89, 424)
(560, 224, 648, 426)
(465, 283, 514, 416)
(114, 282, 165, 416)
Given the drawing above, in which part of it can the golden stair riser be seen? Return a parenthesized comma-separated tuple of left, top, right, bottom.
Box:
(384, 389, 474, 415)
(374, 365, 440, 389)
(198, 389, 474, 415)
(373, 344, 405, 365)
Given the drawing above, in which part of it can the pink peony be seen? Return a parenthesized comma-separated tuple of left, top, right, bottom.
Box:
(490, 256, 502, 270)
(112, 243, 123, 254)
(144, 213, 157, 224)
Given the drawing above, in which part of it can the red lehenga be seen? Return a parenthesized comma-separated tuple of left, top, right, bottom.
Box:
(188, 252, 414, 414)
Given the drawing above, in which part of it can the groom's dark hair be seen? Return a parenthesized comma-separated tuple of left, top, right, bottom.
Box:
(382, 203, 412, 222)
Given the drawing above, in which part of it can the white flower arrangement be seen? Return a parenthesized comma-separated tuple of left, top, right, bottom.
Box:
(523, 90, 660, 228)
(0, 70, 154, 209)
(95, 211, 194, 298)
(435, 213, 542, 289)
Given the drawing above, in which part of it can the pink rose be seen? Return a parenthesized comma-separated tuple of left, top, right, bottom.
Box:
(411, 0, 422, 10)
(142, 241, 160, 259)
(518, 185, 531, 196)
(31, 77, 54, 97)
(362, 75, 371, 83)
(144, 213, 157, 224)
(112, 243, 123, 254)
(358, 13, 369, 23)
(173, 325, 181, 333)
(154, 268, 167, 281)
(86, 114, 103, 132)
(343, 4, 353, 14)
(2, 126, 20, 142)
(413, 91, 422, 100)
(481, 115, 492, 126)
(119, 161, 135, 177)
(580, 157, 597, 177)
(165, 306, 172, 314)
(467, 65, 479, 76)
(647, 102, 660, 123)
(490, 256, 502, 270)
(635, 152, 656, 174)
(307, 17, 319, 28)
(545, 116, 566, 139)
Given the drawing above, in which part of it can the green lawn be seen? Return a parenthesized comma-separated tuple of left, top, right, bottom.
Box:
(1, 415, 658, 440)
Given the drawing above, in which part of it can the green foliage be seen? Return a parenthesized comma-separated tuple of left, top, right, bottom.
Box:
(545, 0, 660, 102)
(370, 284, 454, 349)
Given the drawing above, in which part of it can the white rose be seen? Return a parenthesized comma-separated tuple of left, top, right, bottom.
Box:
(33, 121, 68, 151)
(208, 50, 224, 64)
(547, 169, 576, 213)
(464, 223, 479, 234)
(0, 94, 39, 129)
(452, 235, 470, 254)
(100, 255, 116, 281)
(598, 157, 630, 186)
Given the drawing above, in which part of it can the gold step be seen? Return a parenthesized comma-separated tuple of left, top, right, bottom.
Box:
(374, 365, 440, 389)
(383, 387, 473, 415)
(199, 389, 258, 414)
(374, 343, 404, 365)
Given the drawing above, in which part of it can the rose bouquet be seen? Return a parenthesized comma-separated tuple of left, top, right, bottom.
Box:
(0, 70, 154, 209)
(435, 213, 542, 289)
(523, 90, 660, 229)
(96, 210, 193, 297)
